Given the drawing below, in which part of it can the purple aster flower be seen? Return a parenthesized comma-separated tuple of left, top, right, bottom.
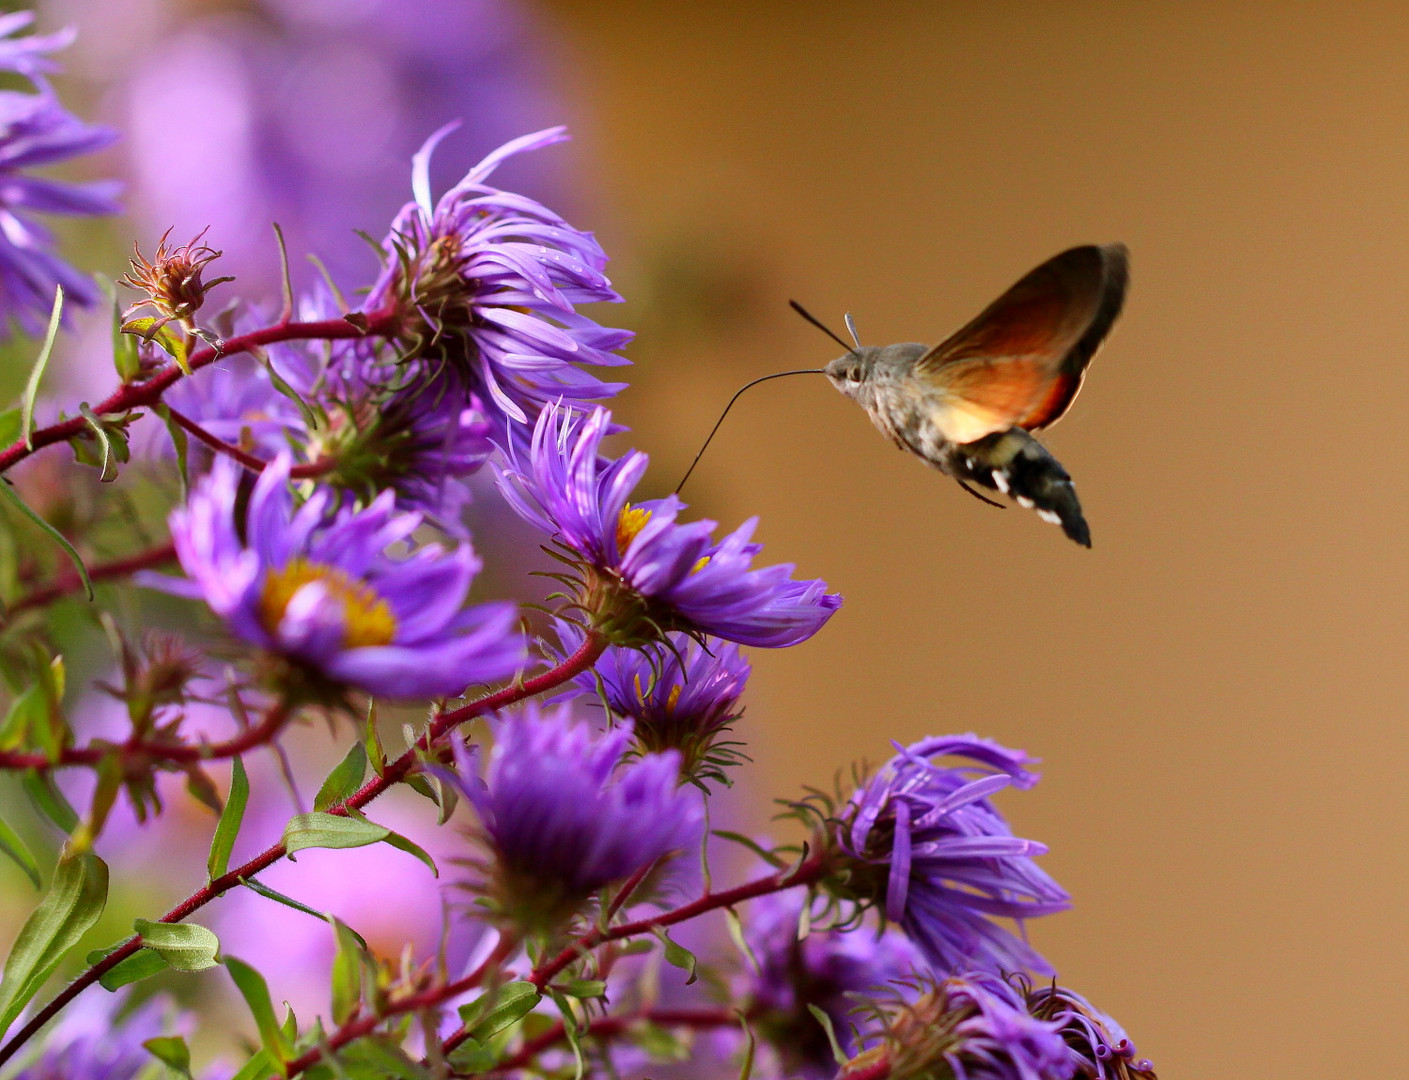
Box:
(147, 454, 524, 701)
(835, 735, 1070, 978)
(0, 12, 73, 76)
(366, 125, 630, 431)
(742, 891, 925, 1079)
(556, 619, 750, 781)
(1023, 980, 1157, 1079)
(447, 703, 701, 933)
(0, 18, 118, 337)
(498, 404, 841, 648)
(862, 972, 1074, 1080)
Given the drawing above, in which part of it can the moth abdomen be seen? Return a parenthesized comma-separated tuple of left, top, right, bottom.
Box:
(951, 428, 1091, 548)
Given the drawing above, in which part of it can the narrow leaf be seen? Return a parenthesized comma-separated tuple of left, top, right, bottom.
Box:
(712, 830, 787, 869)
(379, 829, 438, 876)
(99, 274, 141, 382)
(559, 979, 606, 999)
(458, 982, 542, 1042)
(653, 927, 698, 986)
(20, 285, 63, 450)
(271, 223, 294, 322)
(228, 1049, 276, 1080)
(736, 1012, 757, 1080)
(806, 1004, 848, 1066)
(329, 917, 364, 1025)
(0, 850, 109, 1036)
(207, 756, 249, 880)
(237, 878, 365, 949)
(0, 481, 92, 600)
(725, 906, 759, 973)
(20, 771, 77, 834)
(313, 743, 367, 812)
(77, 404, 120, 482)
(340, 1036, 431, 1080)
(143, 1034, 192, 1077)
(282, 812, 388, 856)
(97, 947, 168, 991)
(133, 919, 221, 972)
(0, 812, 39, 888)
(225, 955, 290, 1062)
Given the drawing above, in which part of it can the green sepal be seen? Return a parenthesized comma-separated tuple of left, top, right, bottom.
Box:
(314, 743, 367, 812)
(225, 955, 291, 1062)
(133, 919, 221, 971)
(207, 756, 249, 881)
(0, 850, 108, 1036)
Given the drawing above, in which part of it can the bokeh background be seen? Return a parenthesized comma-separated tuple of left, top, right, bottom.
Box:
(6, 1, 1409, 1077)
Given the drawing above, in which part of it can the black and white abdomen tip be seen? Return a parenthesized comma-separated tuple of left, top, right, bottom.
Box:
(949, 428, 1092, 547)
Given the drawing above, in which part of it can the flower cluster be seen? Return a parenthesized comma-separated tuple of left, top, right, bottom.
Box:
(0, 10, 1155, 1080)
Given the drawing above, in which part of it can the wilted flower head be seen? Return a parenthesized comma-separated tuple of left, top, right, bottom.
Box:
(0, 14, 118, 337)
(743, 891, 926, 1079)
(845, 972, 1073, 1080)
(450, 703, 701, 933)
(119, 227, 233, 338)
(148, 455, 524, 700)
(499, 404, 841, 648)
(367, 125, 629, 431)
(1024, 980, 1157, 1079)
(558, 620, 750, 781)
(834, 735, 1070, 977)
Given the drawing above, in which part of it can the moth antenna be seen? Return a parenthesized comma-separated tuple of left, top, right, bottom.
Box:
(843, 311, 862, 348)
(674, 368, 826, 496)
(789, 299, 856, 354)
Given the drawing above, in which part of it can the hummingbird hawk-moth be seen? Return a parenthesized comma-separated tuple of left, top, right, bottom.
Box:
(820, 243, 1128, 547)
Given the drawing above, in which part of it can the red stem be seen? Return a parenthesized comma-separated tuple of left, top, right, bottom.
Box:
(836, 1054, 892, 1080)
(0, 697, 291, 772)
(164, 407, 336, 479)
(529, 850, 828, 991)
(481, 1007, 741, 1075)
(2, 540, 177, 619)
(0, 633, 607, 1068)
(0, 311, 397, 477)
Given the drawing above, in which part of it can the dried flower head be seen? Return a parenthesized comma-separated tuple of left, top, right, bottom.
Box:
(119, 226, 233, 342)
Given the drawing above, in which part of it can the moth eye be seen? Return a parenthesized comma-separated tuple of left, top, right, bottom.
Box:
(846, 367, 863, 383)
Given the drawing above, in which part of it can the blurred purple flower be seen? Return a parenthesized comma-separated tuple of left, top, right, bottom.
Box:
(0, 12, 117, 337)
(367, 125, 630, 431)
(498, 405, 841, 648)
(446, 703, 701, 931)
(838, 735, 1070, 978)
(97, 0, 567, 294)
(742, 891, 925, 1079)
(1024, 980, 1157, 1079)
(148, 455, 524, 700)
(8, 991, 171, 1080)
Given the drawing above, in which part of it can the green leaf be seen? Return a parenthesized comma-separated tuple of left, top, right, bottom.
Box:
(0, 811, 39, 888)
(546, 988, 585, 1080)
(457, 982, 542, 1042)
(256, 351, 319, 430)
(736, 1013, 757, 1080)
(225, 955, 290, 1062)
(98, 274, 141, 383)
(806, 1004, 848, 1066)
(237, 878, 366, 950)
(0, 481, 92, 601)
(282, 812, 388, 857)
(228, 1049, 276, 1080)
(446, 1037, 497, 1074)
(0, 408, 22, 448)
(144, 1034, 192, 1077)
(20, 286, 63, 450)
(329, 917, 364, 1025)
(725, 906, 759, 973)
(133, 919, 221, 972)
(338, 1036, 431, 1080)
(0, 850, 108, 1036)
(97, 947, 168, 991)
(122, 316, 192, 375)
(653, 926, 698, 986)
(559, 979, 607, 999)
(20, 770, 77, 834)
(207, 756, 249, 880)
(378, 829, 438, 877)
(313, 743, 367, 812)
(711, 830, 787, 869)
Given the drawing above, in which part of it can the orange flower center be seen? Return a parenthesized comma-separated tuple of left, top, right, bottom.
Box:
(258, 558, 397, 649)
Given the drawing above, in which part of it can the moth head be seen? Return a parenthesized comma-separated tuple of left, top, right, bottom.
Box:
(824, 348, 877, 395)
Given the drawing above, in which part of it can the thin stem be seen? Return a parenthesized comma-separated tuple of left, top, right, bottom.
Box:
(0, 632, 608, 1068)
(0, 310, 398, 477)
(478, 1007, 741, 1075)
(529, 849, 828, 991)
(164, 407, 336, 480)
(0, 698, 292, 772)
(2, 540, 177, 619)
(281, 934, 520, 1079)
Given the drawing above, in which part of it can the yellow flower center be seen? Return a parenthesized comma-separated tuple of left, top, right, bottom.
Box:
(258, 558, 397, 650)
(632, 674, 683, 715)
(616, 504, 652, 554)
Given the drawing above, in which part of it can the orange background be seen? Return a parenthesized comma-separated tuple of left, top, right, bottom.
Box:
(537, 2, 1409, 1076)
